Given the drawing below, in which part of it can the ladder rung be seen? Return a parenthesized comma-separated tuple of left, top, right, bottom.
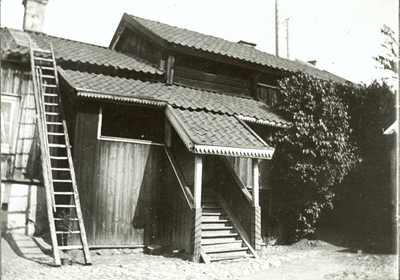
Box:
(42, 75, 55, 79)
(33, 49, 51, 54)
(40, 66, 55, 71)
(56, 231, 81, 234)
(58, 245, 83, 250)
(48, 143, 66, 147)
(54, 192, 74, 195)
(45, 112, 60, 115)
(47, 122, 63, 126)
(54, 217, 78, 221)
(53, 179, 72, 183)
(50, 156, 68, 160)
(48, 132, 64, 136)
(44, 93, 58, 97)
(44, 102, 58, 106)
(55, 205, 76, 208)
(42, 84, 57, 88)
(35, 57, 53, 62)
(51, 168, 70, 171)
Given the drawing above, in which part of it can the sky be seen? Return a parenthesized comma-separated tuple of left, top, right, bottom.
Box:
(1, 0, 398, 84)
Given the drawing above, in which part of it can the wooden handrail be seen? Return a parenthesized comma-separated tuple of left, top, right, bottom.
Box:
(220, 156, 252, 203)
(216, 192, 259, 258)
(164, 147, 194, 209)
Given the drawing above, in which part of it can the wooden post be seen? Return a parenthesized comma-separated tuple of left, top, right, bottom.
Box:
(164, 119, 172, 147)
(251, 158, 261, 253)
(166, 55, 175, 85)
(192, 155, 203, 262)
(194, 155, 203, 208)
(252, 159, 259, 207)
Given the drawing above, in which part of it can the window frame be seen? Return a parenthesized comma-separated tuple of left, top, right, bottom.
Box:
(97, 105, 165, 146)
(1, 93, 20, 154)
(257, 83, 277, 106)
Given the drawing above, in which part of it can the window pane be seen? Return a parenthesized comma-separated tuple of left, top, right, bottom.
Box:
(1, 101, 12, 145)
(101, 105, 164, 143)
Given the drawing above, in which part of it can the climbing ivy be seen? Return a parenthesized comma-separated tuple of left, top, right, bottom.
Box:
(271, 72, 358, 242)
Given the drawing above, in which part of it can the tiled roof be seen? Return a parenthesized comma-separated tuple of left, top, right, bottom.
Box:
(166, 107, 274, 158)
(59, 68, 289, 128)
(1, 27, 163, 75)
(127, 14, 349, 84)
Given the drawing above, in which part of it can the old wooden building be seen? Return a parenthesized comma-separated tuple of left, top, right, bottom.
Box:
(1, 0, 348, 263)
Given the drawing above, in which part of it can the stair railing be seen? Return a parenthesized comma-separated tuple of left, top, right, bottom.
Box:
(164, 147, 194, 209)
(220, 156, 252, 203)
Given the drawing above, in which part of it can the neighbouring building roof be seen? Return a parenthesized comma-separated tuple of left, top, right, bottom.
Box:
(58, 67, 290, 128)
(124, 14, 349, 84)
(1, 27, 163, 75)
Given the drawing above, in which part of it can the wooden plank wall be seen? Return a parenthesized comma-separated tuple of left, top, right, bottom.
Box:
(1, 62, 41, 180)
(163, 160, 193, 253)
(225, 156, 272, 190)
(74, 111, 164, 245)
(174, 66, 251, 96)
(115, 29, 162, 66)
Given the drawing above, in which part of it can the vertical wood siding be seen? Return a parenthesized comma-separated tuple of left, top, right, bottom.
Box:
(1, 62, 40, 180)
(74, 111, 164, 245)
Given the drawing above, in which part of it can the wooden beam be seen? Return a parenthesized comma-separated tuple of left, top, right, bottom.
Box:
(166, 55, 175, 85)
(164, 118, 172, 147)
(252, 158, 260, 207)
(194, 155, 203, 208)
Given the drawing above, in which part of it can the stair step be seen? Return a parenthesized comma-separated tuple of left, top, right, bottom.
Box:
(203, 246, 248, 254)
(210, 253, 254, 262)
(202, 223, 231, 229)
(58, 245, 83, 250)
(203, 226, 233, 231)
(202, 202, 220, 208)
(202, 212, 224, 218)
(202, 219, 228, 223)
(202, 241, 243, 249)
(201, 237, 239, 245)
(202, 230, 236, 237)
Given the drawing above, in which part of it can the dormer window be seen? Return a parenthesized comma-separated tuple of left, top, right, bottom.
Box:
(257, 83, 277, 106)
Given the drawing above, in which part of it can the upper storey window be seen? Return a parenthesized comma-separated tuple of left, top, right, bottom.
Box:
(257, 83, 277, 106)
(1, 94, 19, 154)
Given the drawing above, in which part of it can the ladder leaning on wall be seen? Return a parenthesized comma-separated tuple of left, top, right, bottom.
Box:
(29, 44, 91, 266)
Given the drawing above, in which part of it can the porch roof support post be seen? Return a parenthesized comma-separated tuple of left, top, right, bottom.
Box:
(194, 155, 203, 208)
(192, 154, 203, 262)
(251, 158, 261, 253)
(252, 158, 260, 207)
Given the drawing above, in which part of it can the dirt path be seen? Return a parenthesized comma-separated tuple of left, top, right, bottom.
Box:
(240, 240, 398, 280)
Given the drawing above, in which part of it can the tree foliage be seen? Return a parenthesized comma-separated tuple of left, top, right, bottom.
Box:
(271, 72, 358, 242)
(373, 25, 398, 80)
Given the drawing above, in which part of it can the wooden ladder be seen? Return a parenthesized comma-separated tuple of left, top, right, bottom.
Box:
(29, 44, 91, 266)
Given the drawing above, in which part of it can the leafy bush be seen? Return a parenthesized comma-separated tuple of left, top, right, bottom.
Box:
(271, 72, 358, 242)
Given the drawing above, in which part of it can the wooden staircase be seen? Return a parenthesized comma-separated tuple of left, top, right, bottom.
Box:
(29, 45, 91, 266)
(200, 189, 256, 262)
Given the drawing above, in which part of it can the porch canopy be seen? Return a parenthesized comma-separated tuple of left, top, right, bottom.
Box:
(166, 106, 274, 159)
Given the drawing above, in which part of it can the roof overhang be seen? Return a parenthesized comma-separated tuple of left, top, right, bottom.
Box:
(165, 105, 274, 159)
